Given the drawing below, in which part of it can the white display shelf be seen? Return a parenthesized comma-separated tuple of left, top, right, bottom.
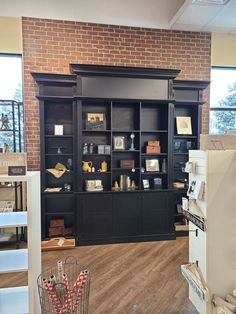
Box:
(0, 171, 38, 183)
(0, 172, 41, 314)
(0, 212, 27, 228)
(0, 249, 28, 273)
(0, 286, 28, 314)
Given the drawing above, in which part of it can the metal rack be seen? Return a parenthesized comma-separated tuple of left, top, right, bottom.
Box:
(0, 100, 24, 247)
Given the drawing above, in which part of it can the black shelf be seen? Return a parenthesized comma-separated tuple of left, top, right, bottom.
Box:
(142, 172, 167, 175)
(112, 150, 140, 153)
(34, 65, 209, 244)
(82, 171, 111, 174)
(45, 135, 73, 138)
(112, 130, 140, 132)
(174, 135, 197, 139)
(112, 168, 140, 171)
(141, 130, 168, 133)
(45, 153, 73, 156)
(45, 212, 74, 216)
(82, 129, 111, 133)
(83, 153, 111, 156)
(141, 153, 167, 156)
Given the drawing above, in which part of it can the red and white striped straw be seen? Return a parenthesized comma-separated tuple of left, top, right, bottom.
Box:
(73, 271, 89, 311)
(43, 279, 61, 314)
(59, 271, 86, 314)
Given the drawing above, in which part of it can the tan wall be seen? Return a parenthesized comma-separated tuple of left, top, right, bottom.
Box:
(0, 17, 22, 54)
(212, 33, 236, 67)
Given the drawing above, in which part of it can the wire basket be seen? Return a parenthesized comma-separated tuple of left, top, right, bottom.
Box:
(37, 257, 90, 314)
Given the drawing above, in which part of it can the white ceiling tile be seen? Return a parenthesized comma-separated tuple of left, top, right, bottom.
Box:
(175, 4, 222, 25)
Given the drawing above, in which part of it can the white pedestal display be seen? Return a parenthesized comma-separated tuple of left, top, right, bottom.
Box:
(187, 150, 236, 314)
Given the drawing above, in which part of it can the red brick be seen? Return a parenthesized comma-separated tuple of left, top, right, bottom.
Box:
(22, 17, 211, 170)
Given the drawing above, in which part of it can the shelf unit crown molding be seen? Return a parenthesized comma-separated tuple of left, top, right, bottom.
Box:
(173, 80, 210, 90)
(70, 64, 180, 80)
(31, 72, 77, 84)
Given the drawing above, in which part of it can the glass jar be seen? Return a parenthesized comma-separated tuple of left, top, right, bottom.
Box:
(83, 143, 88, 155)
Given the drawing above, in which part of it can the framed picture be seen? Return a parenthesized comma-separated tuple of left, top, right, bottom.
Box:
(187, 180, 204, 200)
(176, 116, 192, 135)
(113, 136, 125, 150)
(86, 113, 106, 130)
(145, 159, 159, 172)
(153, 177, 162, 189)
(142, 179, 150, 190)
(54, 124, 64, 135)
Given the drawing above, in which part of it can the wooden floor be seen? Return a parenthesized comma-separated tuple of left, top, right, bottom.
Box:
(0, 237, 198, 314)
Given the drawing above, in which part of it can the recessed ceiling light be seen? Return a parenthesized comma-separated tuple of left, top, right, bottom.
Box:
(192, 0, 230, 5)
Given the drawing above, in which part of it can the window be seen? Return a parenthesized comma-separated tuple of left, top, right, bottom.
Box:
(210, 67, 236, 134)
(0, 54, 24, 151)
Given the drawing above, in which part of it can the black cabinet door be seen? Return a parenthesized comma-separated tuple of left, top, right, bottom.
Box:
(141, 192, 173, 235)
(77, 194, 113, 238)
(113, 193, 141, 236)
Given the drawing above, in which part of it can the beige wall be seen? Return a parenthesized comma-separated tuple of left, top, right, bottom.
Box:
(0, 17, 22, 54)
(212, 33, 236, 67)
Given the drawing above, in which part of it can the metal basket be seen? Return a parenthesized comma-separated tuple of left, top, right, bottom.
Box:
(37, 257, 90, 314)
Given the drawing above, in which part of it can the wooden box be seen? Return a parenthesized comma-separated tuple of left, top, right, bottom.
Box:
(200, 134, 236, 150)
(146, 146, 161, 154)
(63, 227, 73, 236)
(120, 160, 135, 169)
(50, 219, 64, 228)
(0, 152, 27, 175)
(48, 226, 63, 237)
(147, 140, 160, 147)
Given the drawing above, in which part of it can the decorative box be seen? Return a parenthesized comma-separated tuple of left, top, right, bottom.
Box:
(97, 145, 105, 154)
(63, 227, 73, 236)
(104, 145, 111, 155)
(146, 145, 161, 154)
(147, 140, 160, 147)
(48, 227, 63, 237)
(50, 219, 64, 228)
(120, 160, 135, 169)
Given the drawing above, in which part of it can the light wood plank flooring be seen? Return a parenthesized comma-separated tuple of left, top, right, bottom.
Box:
(0, 237, 198, 314)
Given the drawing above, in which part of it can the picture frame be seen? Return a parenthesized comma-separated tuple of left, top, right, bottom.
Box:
(153, 177, 162, 189)
(54, 124, 64, 136)
(86, 113, 106, 130)
(187, 180, 204, 200)
(113, 136, 125, 150)
(145, 159, 159, 172)
(142, 179, 150, 190)
(176, 116, 192, 135)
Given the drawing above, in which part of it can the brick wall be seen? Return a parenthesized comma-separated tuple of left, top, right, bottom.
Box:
(22, 17, 211, 170)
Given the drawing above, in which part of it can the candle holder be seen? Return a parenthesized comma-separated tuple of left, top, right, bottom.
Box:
(129, 133, 135, 151)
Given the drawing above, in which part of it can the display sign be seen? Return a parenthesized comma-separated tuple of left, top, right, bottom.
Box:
(0, 153, 27, 175)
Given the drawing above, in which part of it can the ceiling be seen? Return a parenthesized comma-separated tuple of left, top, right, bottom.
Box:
(1, 0, 236, 33)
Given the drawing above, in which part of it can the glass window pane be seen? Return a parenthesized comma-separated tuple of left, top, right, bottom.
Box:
(210, 110, 236, 134)
(0, 55, 22, 101)
(210, 68, 236, 108)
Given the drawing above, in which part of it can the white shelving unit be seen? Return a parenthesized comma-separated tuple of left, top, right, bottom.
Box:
(187, 150, 236, 314)
(0, 172, 41, 314)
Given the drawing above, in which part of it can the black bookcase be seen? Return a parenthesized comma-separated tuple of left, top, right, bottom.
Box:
(33, 65, 209, 244)
(172, 80, 209, 235)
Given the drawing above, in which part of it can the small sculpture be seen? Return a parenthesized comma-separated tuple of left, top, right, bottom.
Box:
(3, 143, 9, 153)
(129, 133, 135, 151)
(82, 161, 93, 172)
(0, 114, 10, 130)
(101, 160, 108, 172)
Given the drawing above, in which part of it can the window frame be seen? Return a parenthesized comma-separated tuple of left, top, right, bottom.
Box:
(210, 66, 236, 134)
